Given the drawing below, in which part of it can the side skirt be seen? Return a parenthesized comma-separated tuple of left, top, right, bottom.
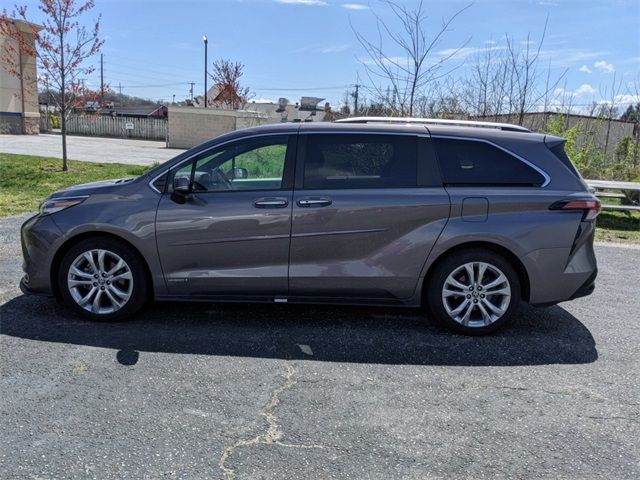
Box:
(153, 294, 420, 308)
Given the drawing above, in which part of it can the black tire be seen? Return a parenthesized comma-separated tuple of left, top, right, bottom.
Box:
(58, 237, 149, 321)
(426, 248, 521, 335)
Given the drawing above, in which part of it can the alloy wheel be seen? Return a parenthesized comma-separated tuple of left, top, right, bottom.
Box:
(441, 261, 511, 328)
(67, 249, 134, 315)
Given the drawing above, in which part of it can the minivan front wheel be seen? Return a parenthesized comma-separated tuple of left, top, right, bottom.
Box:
(427, 249, 521, 335)
(58, 237, 148, 321)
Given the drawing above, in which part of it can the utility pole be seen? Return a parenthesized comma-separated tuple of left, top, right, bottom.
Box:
(189, 82, 195, 101)
(118, 82, 122, 95)
(100, 53, 104, 104)
(203, 35, 208, 108)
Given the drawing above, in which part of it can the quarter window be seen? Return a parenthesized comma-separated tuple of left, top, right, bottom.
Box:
(303, 134, 417, 189)
(433, 138, 545, 186)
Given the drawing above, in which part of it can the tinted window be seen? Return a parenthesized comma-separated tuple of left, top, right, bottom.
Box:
(433, 138, 545, 186)
(303, 134, 417, 189)
(171, 136, 288, 192)
(549, 143, 582, 179)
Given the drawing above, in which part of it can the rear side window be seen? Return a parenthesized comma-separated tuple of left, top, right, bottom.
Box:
(548, 143, 582, 179)
(433, 138, 545, 186)
(303, 134, 417, 189)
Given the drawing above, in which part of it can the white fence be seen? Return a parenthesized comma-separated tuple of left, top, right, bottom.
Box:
(64, 115, 167, 141)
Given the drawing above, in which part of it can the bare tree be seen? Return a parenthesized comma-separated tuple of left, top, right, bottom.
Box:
(597, 73, 625, 161)
(1, 0, 103, 171)
(353, 0, 471, 117)
(504, 18, 567, 125)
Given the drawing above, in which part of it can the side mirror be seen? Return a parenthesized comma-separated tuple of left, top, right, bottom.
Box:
(230, 167, 248, 180)
(173, 176, 191, 193)
(171, 176, 191, 204)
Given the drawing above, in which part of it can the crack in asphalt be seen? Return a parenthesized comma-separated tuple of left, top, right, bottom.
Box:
(579, 415, 640, 424)
(218, 364, 326, 480)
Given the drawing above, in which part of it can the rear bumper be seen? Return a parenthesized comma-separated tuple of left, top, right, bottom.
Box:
(568, 269, 597, 301)
(523, 228, 598, 305)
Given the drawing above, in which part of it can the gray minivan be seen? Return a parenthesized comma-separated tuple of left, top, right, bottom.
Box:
(20, 118, 600, 334)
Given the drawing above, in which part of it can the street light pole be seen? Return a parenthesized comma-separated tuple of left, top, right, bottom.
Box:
(203, 35, 208, 108)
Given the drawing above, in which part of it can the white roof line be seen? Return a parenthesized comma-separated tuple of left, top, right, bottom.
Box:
(335, 117, 531, 133)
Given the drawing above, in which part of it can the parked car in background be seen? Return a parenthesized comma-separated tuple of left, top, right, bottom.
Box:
(20, 117, 600, 334)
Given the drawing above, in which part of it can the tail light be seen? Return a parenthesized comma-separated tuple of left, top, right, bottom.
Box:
(549, 199, 601, 221)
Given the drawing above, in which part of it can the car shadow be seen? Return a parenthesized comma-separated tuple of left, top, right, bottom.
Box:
(0, 295, 597, 366)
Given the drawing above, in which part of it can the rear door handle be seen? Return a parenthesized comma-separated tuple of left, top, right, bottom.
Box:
(297, 197, 333, 208)
(253, 197, 289, 208)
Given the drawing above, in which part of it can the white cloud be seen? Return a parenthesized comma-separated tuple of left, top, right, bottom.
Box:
(538, 1, 559, 6)
(321, 44, 350, 54)
(274, 0, 327, 5)
(436, 45, 505, 60)
(574, 84, 596, 96)
(578, 65, 592, 73)
(554, 83, 597, 99)
(594, 60, 615, 73)
(615, 94, 640, 105)
(538, 48, 606, 67)
(342, 3, 369, 10)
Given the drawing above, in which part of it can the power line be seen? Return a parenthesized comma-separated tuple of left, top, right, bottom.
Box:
(114, 82, 188, 89)
(254, 85, 352, 91)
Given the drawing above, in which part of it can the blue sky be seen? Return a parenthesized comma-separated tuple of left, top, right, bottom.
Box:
(18, 0, 640, 108)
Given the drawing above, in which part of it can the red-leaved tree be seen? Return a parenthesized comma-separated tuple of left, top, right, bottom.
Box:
(1, 0, 103, 171)
(208, 59, 251, 110)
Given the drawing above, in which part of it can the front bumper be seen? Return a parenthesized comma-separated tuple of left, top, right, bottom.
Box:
(20, 214, 64, 296)
(20, 275, 53, 297)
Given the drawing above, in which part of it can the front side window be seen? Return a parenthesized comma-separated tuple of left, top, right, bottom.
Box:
(303, 134, 417, 189)
(172, 135, 289, 192)
(433, 138, 545, 186)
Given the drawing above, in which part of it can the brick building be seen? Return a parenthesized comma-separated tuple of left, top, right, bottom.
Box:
(0, 19, 42, 134)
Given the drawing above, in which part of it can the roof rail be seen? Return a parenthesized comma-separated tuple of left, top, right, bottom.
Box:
(335, 116, 531, 133)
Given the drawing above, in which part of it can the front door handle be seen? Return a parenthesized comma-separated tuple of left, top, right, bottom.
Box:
(297, 197, 333, 208)
(253, 197, 289, 209)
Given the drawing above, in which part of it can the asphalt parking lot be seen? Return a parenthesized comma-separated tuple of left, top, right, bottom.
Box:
(1, 213, 638, 479)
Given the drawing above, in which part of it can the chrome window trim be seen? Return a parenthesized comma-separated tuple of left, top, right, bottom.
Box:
(148, 169, 169, 194)
(149, 130, 551, 191)
(430, 134, 551, 187)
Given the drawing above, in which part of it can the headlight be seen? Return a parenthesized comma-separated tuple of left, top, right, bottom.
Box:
(39, 196, 89, 215)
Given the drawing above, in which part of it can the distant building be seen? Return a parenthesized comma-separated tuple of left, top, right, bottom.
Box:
(0, 19, 42, 134)
(242, 98, 332, 122)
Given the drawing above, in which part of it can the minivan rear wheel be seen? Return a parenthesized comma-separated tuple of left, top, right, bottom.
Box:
(426, 248, 521, 335)
(58, 237, 148, 321)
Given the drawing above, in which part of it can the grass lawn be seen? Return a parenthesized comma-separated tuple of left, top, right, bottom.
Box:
(595, 210, 640, 244)
(1, 152, 638, 244)
(0, 153, 151, 217)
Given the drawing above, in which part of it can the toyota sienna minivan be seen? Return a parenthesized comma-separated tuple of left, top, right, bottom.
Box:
(20, 117, 600, 334)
